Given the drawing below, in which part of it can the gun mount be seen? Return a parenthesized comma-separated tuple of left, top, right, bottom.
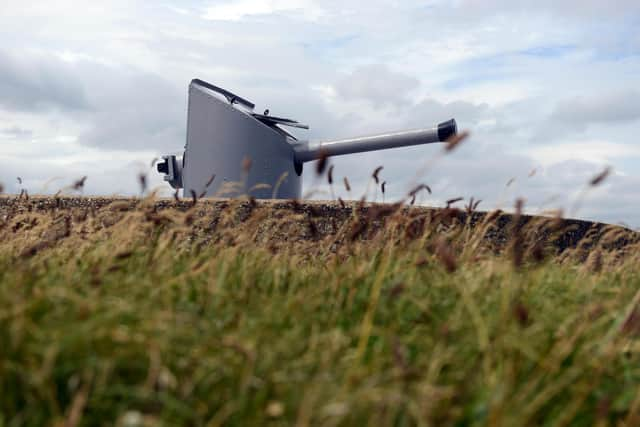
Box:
(157, 78, 458, 199)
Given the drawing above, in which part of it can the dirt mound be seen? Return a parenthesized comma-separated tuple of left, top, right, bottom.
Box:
(1, 196, 638, 263)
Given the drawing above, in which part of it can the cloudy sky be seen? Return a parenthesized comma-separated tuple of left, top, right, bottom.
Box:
(1, 1, 639, 227)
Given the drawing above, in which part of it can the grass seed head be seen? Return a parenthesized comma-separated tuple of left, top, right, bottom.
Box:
(530, 240, 546, 264)
(138, 173, 147, 194)
(409, 184, 432, 197)
(590, 166, 611, 186)
(72, 176, 87, 191)
(446, 197, 464, 208)
(327, 165, 334, 185)
(343, 177, 351, 192)
(388, 282, 406, 299)
(242, 157, 253, 173)
(585, 249, 603, 273)
(510, 198, 526, 268)
(435, 238, 457, 273)
(372, 166, 383, 184)
(512, 300, 530, 327)
(315, 150, 329, 175)
(348, 219, 367, 242)
(307, 217, 319, 238)
(445, 130, 469, 152)
(621, 304, 640, 337)
(515, 198, 524, 216)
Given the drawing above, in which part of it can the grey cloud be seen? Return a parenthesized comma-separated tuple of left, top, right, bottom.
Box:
(456, 0, 640, 20)
(334, 64, 420, 109)
(550, 90, 640, 129)
(78, 71, 184, 151)
(0, 50, 89, 112)
(1, 125, 32, 139)
(0, 49, 184, 152)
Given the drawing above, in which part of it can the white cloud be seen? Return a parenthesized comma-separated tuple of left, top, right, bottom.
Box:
(333, 64, 420, 109)
(204, 0, 324, 21)
(527, 141, 640, 166)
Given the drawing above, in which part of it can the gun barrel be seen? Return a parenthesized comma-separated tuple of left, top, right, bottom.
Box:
(294, 119, 457, 163)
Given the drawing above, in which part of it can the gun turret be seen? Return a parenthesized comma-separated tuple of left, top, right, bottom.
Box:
(157, 79, 458, 199)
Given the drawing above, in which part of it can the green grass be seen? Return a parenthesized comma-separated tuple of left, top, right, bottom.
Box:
(1, 201, 640, 426)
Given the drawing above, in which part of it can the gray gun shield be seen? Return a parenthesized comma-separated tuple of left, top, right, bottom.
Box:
(182, 83, 301, 199)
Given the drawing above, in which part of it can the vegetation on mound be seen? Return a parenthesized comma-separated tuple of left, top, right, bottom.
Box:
(1, 195, 640, 426)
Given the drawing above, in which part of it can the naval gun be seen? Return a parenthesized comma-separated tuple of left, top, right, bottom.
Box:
(157, 78, 458, 199)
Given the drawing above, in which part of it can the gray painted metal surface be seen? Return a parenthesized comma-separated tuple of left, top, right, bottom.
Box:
(181, 82, 301, 199)
(293, 126, 451, 163)
(157, 79, 458, 199)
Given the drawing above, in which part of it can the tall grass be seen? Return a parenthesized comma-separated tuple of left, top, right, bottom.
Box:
(1, 195, 639, 426)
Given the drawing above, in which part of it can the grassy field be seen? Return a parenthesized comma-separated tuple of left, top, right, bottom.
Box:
(1, 196, 640, 426)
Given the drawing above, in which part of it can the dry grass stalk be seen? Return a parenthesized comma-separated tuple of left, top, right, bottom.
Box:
(511, 198, 525, 268)
(484, 209, 503, 224)
(199, 174, 217, 198)
(621, 303, 640, 337)
(585, 249, 603, 273)
(348, 219, 368, 242)
(435, 238, 457, 273)
(465, 197, 482, 214)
